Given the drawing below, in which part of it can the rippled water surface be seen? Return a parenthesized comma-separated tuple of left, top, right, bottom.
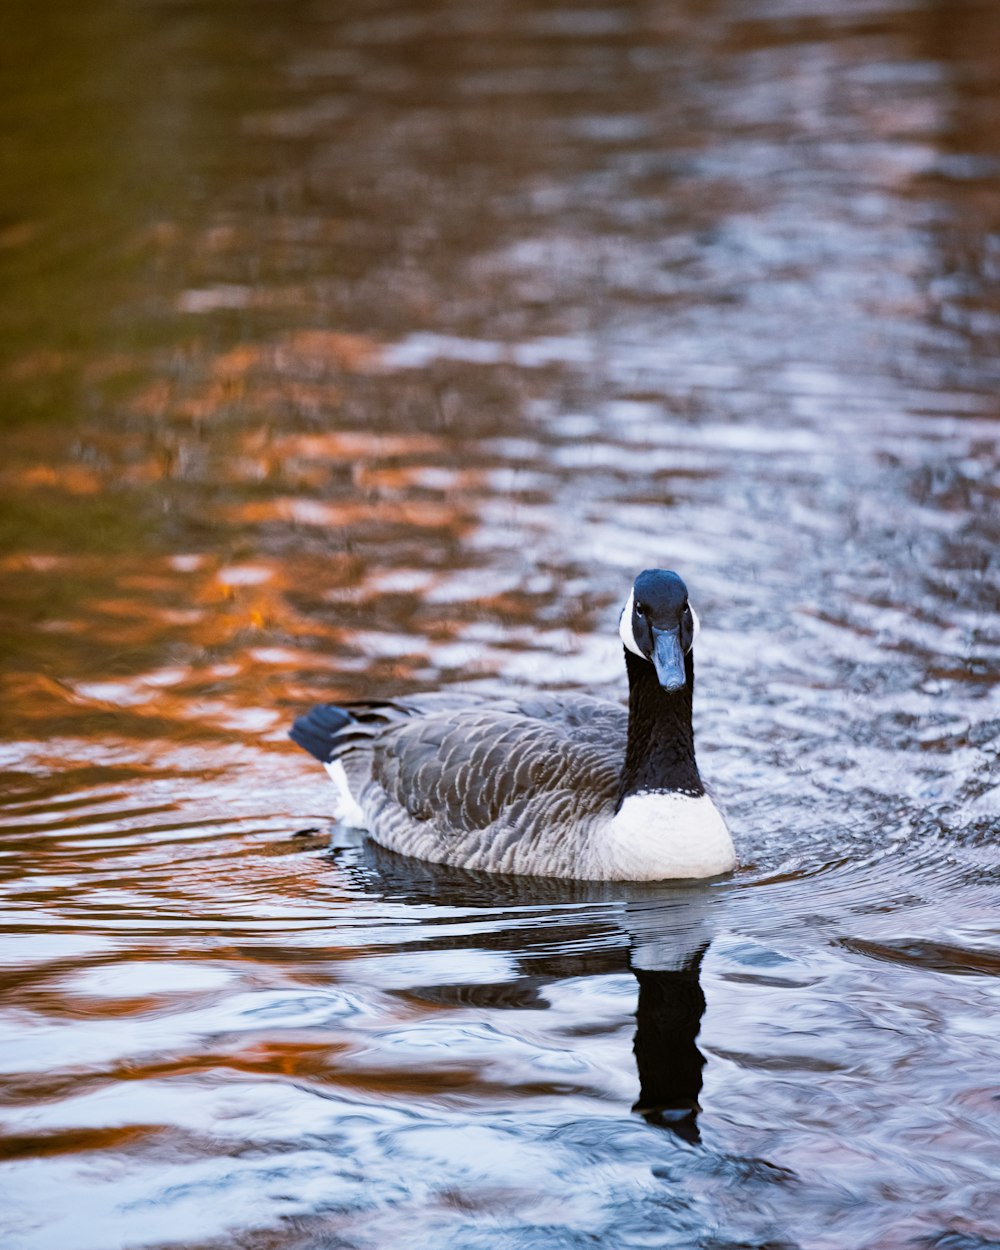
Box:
(1, 0, 998, 1246)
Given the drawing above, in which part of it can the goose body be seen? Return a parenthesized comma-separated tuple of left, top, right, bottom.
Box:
(290, 569, 737, 881)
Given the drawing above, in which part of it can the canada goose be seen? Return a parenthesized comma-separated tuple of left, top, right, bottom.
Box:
(290, 568, 737, 880)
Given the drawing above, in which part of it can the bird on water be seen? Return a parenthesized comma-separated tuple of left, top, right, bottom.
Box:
(290, 568, 736, 880)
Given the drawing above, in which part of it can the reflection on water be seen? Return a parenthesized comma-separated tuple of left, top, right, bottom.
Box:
(1, 0, 999, 1246)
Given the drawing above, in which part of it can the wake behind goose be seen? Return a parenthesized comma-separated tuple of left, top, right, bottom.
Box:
(290, 569, 736, 880)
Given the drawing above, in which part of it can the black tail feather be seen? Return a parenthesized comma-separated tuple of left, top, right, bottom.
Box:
(289, 704, 355, 763)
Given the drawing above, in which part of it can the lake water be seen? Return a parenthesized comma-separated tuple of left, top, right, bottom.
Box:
(1, 0, 998, 1247)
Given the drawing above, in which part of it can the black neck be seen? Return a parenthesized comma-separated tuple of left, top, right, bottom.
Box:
(617, 648, 704, 806)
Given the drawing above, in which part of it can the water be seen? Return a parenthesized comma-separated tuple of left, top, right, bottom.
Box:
(1, 0, 998, 1246)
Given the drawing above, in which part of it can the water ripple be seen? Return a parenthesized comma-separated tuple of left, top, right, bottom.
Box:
(3, 0, 1000, 1246)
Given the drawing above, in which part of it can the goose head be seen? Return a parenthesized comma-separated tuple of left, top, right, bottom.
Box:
(618, 569, 701, 692)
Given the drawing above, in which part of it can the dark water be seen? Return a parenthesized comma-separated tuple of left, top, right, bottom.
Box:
(1, 0, 998, 1246)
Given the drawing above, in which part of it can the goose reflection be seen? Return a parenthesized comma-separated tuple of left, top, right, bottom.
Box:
(624, 895, 713, 1142)
(629, 945, 707, 1142)
(326, 835, 717, 1143)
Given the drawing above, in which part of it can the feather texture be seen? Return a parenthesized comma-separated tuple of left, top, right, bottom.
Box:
(291, 692, 733, 879)
(289, 569, 738, 880)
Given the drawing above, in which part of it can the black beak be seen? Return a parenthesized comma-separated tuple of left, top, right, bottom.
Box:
(651, 627, 686, 691)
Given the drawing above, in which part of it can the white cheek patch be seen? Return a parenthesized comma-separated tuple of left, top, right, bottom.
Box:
(619, 589, 644, 657)
(688, 604, 700, 651)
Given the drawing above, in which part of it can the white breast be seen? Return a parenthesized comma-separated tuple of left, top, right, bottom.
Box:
(594, 792, 736, 881)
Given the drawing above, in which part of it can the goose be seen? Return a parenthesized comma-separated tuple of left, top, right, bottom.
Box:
(289, 568, 737, 880)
